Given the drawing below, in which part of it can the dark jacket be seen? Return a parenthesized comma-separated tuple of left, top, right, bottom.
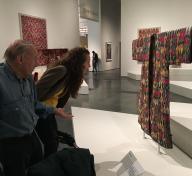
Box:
(0, 162, 4, 176)
(27, 148, 96, 176)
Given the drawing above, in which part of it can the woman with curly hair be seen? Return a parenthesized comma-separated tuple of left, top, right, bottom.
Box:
(35, 47, 90, 157)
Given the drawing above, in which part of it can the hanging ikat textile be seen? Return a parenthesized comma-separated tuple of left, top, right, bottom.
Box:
(138, 27, 161, 38)
(19, 14, 48, 66)
(133, 27, 192, 148)
(20, 14, 47, 49)
(132, 37, 151, 62)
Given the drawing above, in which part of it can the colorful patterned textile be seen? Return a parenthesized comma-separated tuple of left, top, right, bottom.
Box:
(37, 49, 49, 66)
(138, 61, 150, 133)
(132, 37, 151, 61)
(137, 27, 192, 148)
(41, 49, 68, 66)
(20, 14, 47, 49)
(20, 14, 48, 66)
(19, 14, 69, 67)
(150, 33, 172, 148)
(138, 36, 154, 135)
(169, 28, 191, 65)
(35, 49, 68, 66)
(138, 27, 160, 38)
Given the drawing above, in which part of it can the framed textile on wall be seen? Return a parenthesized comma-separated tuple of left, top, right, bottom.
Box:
(80, 34, 88, 48)
(19, 13, 47, 49)
(138, 27, 161, 38)
(106, 42, 112, 62)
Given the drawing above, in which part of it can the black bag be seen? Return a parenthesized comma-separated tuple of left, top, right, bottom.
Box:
(0, 162, 4, 176)
(27, 148, 96, 176)
(57, 131, 78, 148)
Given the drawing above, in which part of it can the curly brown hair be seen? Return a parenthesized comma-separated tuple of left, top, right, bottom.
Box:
(53, 47, 89, 98)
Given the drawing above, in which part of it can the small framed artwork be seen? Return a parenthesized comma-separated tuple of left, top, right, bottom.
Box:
(106, 42, 112, 62)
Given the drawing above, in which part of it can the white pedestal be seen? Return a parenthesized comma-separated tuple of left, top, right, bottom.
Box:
(170, 81, 192, 99)
(79, 80, 89, 94)
(170, 66, 192, 81)
(72, 107, 192, 176)
(127, 71, 141, 80)
(170, 102, 192, 158)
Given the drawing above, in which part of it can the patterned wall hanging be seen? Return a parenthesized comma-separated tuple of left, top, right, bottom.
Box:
(138, 27, 161, 38)
(19, 13, 48, 49)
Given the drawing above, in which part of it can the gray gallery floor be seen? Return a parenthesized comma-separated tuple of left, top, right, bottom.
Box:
(60, 69, 192, 137)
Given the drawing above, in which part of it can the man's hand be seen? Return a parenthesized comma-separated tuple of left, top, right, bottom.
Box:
(54, 108, 73, 119)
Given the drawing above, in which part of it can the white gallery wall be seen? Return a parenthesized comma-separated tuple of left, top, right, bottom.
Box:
(121, 0, 192, 76)
(101, 0, 121, 71)
(0, 0, 80, 62)
(87, 20, 102, 71)
(80, 18, 101, 71)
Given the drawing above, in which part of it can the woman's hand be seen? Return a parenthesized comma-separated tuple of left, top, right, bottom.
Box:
(54, 108, 73, 119)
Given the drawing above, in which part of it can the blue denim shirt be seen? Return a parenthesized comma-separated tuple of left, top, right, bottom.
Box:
(0, 63, 54, 139)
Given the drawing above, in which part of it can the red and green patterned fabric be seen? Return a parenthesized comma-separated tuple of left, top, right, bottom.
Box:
(132, 37, 151, 61)
(136, 27, 192, 148)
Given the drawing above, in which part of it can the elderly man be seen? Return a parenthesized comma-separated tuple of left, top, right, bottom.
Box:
(0, 40, 72, 176)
